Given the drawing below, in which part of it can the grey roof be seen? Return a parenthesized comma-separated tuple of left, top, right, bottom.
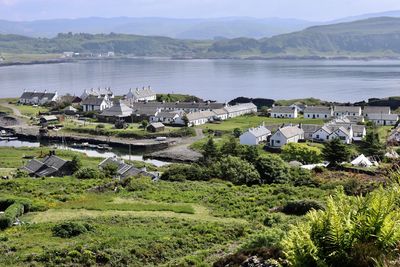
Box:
(40, 115, 58, 121)
(22, 155, 68, 177)
(271, 106, 296, 113)
(132, 106, 160, 116)
(368, 114, 399, 120)
(213, 108, 228, 116)
(277, 126, 304, 138)
(334, 106, 361, 113)
(127, 101, 225, 111)
(63, 106, 77, 112)
(81, 96, 107, 106)
(224, 103, 257, 113)
(127, 87, 156, 99)
(154, 112, 179, 119)
(363, 106, 391, 114)
(352, 125, 366, 134)
(149, 122, 165, 129)
(332, 126, 351, 137)
(301, 124, 321, 134)
(245, 125, 271, 138)
(101, 101, 133, 117)
(98, 157, 154, 179)
(344, 115, 364, 123)
(20, 91, 56, 100)
(304, 106, 332, 114)
(186, 110, 215, 121)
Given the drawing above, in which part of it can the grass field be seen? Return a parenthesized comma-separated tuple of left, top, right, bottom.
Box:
(198, 115, 325, 132)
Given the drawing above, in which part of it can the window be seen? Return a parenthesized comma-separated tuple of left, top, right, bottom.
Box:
(316, 134, 320, 139)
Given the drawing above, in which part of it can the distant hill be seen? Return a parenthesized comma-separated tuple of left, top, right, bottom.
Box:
(209, 17, 400, 58)
(0, 17, 314, 39)
(331, 10, 400, 23)
(2, 17, 400, 59)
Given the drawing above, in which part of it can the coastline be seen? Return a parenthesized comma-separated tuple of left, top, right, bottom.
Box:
(1, 55, 400, 68)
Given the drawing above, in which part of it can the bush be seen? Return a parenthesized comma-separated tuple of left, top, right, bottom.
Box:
(263, 213, 284, 227)
(282, 187, 400, 267)
(241, 228, 285, 250)
(0, 203, 24, 230)
(281, 200, 324, 216)
(102, 163, 118, 178)
(161, 164, 211, 182)
(255, 155, 291, 184)
(52, 222, 94, 238)
(211, 156, 260, 185)
(96, 124, 105, 129)
(289, 167, 314, 186)
(75, 167, 104, 179)
(281, 143, 322, 164)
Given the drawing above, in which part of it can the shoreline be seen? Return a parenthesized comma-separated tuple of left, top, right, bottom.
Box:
(1, 55, 400, 68)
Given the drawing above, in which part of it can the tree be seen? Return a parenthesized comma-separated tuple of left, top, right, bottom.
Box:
(202, 137, 219, 163)
(103, 163, 118, 178)
(233, 128, 242, 138)
(70, 155, 82, 174)
(282, 186, 400, 267)
(361, 131, 385, 159)
(322, 138, 350, 166)
(281, 143, 322, 164)
(182, 115, 189, 127)
(211, 156, 260, 185)
(220, 136, 241, 156)
(242, 145, 260, 163)
(141, 120, 149, 130)
(255, 155, 291, 184)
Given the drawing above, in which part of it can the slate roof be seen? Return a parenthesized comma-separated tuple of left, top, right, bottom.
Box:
(363, 106, 391, 115)
(186, 110, 215, 121)
(212, 108, 228, 116)
(127, 87, 156, 100)
(271, 106, 296, 113)
(128, 101, 225, 110)
(153, 112, 179, 119)
(81, 96, 107, 106)
(277, 126, 304, 138)
(224, 103, 257, 113)
(98, 157, 155, 179)
(22, 159, 45, 174)
(101, 101, 133, 117)
(246, 125, 271, 138)
(40, 115, 58, 122)
(368, 114, 399, 120)
(301, 124, 321, 134)
(334, 106, 361, 113)
(149, 122, 165, 129)
(20, 91, 56, 100)
(304, 106, 332, 114)
(63, 106, 78, 112)
(22, 155, 69, 177)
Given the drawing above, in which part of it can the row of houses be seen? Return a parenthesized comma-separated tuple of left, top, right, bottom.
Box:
(270, 105, 398, 126)
(240, 118, 367, 148)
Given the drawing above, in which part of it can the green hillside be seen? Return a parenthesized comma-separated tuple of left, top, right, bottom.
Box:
(2, 17, 400, 59)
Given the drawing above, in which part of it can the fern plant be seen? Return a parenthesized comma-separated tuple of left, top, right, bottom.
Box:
(282, 186, 400, 267)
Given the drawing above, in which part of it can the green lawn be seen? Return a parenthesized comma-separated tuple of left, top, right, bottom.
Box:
(15, 104, 49, 117)
(198, 115, 325, 133)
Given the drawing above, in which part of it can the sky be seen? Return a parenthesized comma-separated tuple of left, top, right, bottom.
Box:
(0, 0, 400, 22)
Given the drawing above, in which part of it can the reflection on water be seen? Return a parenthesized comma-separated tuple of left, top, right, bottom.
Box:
(0, 140, 169, 167)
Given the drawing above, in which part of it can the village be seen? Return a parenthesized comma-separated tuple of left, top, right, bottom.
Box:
(0, 86, 399, 177)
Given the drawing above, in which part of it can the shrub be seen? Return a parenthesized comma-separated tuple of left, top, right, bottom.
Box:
(52, 222, 94, 238)
(75, 167, 104, 179)
(161, 164, 211, 182)
(70, 155, 82, 174)
(13, 169, 30, 178)
(255, 155, 291, 184)
(0, 203, 24, 230)
(282, 187, 400, 267)
(281, 200, 324, 216)
(102, 163, 118, 178)
(322, 139, 351, 166)
(281, 143, 322, 164)
(241, 228, 285, 250)
(263, 213, 284, 227)
(96, 124, 105, 129)
(289, 167, 314, 186)
(211, 156, 260, 185)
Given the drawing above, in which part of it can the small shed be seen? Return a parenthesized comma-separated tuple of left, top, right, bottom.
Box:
(147, 122, 165, 133)
(39, 115, 58, 125)
(63, 105, 78, 115)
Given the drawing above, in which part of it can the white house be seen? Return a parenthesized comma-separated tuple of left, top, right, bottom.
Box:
(363, 106, 391, 118)
(368, 114, 399, 126)
(224, 103, 257, 118)
(303, 106, 332, 119)
(186, 110, 216, 126)
(81, 96, 113, 112)
(328, 126, 353, 144)
(126, 86, 156, 102)
(150, 111, 182, 125)
(270, 106, 298, 118)
(334, 106, 362, 117)
(100, 101, 133, 119)
(19, 90, 59, 105)
(212, 108, 229, 121)
(240, 125, 271, 146)
(312, 125, 333, 142)
(270, 126, 304, 148)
